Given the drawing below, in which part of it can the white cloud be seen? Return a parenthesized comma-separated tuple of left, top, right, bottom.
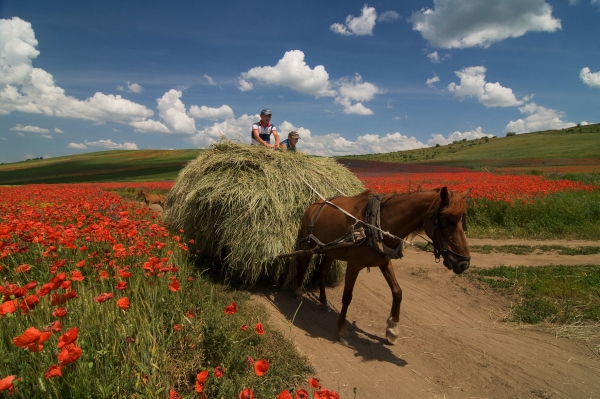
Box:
(426, 75, 440, 88)
(240, 50, 335, 97)
(10, 124, 50, 133)
(378, 11, 400, 22)
(505, 102, 575, 133)
(427, 51, 440, 63)
(427, 127, 494, 146)
(237, 79, 253, 91)
(188, 114, 257, 147)
(0, 17, 154, 125)
(68, 139, 138, 150)
(203, 74, 217, 86)
(53, 128, 63, 133)
(334, 96, 373, 115)
(130, 119, 171, 134)
(335, 74, 379, 115)
(411, 0, 561, 49)
(127, 82, 143, 93)
(448, 66, 523, 107)
(41, 134, 52, 139)
(16, 132, 24, 137)
(331, 5, 378, 36)
(188, 104, 234, 119)
(156, 89, 196, 134)
(580, 67, 600, 88)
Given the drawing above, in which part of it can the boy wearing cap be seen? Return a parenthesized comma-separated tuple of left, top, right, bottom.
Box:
(251, 109, 280, 149)
(280, 131, 300, 151)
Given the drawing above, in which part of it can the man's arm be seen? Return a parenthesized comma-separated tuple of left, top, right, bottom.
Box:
(253, 128, 273, 148)
(273, 129, 280, 148)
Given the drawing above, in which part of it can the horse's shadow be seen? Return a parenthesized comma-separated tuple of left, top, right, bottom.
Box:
(253, 285, 408, 367)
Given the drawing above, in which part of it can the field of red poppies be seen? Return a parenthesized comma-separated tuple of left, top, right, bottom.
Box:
(0, 184, 337, 399)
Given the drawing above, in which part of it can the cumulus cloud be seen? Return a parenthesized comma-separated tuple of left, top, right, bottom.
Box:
(203, 74, 217, 86)
(127, 82, 142, 93)
(411, 0, 561, 49)
(239, 50, 335, 97)
(10, 124, 50, 133)
(426, 75, 440, 88)
(330, 5, 378, 36)
(188, 104, 234, 119)
(67, 139, 138, 150)
(580, 67, 600, 88)
(188, 114, 257, 147)
(238, 79, 253, 91)
(427, 127, 494, 146)
(42, 134, 52, 139)
(378, 11, 400, 22)
(0, 17, 155, 129)
(53, 128, 64, 133)
(427, 52, 440, 63)
(448, 66, 523, 107)
(505, 102, 575, 133)
(130, 119, 171, 134)
(156, 89, 196, 134)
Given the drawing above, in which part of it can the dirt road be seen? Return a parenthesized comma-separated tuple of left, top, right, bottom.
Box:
(253, 239, 600, 399)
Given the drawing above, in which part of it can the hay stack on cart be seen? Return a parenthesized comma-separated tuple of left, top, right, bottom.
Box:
(164, 140, 364, 286)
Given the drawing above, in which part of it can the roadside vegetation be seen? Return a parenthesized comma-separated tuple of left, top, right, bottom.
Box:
(470, 244, 600, 256)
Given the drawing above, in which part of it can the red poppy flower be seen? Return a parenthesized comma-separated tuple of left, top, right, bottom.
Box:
(76, 260, 86, 268)
(239, 388, 255, 399)
(308, 378, 321, 388)
(327, 390, 340, 399)
(79, 245, 87, 252)
(118, 270, 132, 279)
(116, 297, 130, 310)
(169, 279, 181, 292)
(47, 320, 62, 333)
(93, 293, 114, 303)
(28, 331, 52, 352)
(255, 322, 265, 335)
(0, 375, 17, 392)
(52, 307, 68, 318)
(214, 366, 225, 378)
(44, 365, 62, 379)
(295, 389, 309, 399)
(195, 370, 208, 393)
(70, 271, 84, 281)
(186, 309, 194, 318)
(277, 390, 293, 399)
(169, 390, 181, 399)
(0, 299, 18, 316)
(115, 281, 128, 291)
(19, 294, 40, 314)
(58, 344, 83, 367)
(173, 324, 182, 331)
(254, 359, 269, 377)
(57, 327, 79, 348)
(314, 389, 331, 399)
(241, 324, 248, 331)
(224, 302, 237, 315)
(15, 264, 31, 273)
(13, 327, 42, 348)
(244, 356, 254, 366)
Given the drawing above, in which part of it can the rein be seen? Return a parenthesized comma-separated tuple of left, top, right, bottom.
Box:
(422, 207, 471, 263)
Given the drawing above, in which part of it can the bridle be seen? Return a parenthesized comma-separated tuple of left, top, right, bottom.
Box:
(424, 205, 471, 264)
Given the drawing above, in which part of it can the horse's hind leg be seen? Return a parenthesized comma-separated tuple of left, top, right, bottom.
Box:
(337, 261, 361, 347)
(317, 255, 334, 312)
(294, 254, 311, 299)
(379, 260, 403, 345)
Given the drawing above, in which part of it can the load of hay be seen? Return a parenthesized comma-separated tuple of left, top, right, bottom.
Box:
(164, 140, 364, 287)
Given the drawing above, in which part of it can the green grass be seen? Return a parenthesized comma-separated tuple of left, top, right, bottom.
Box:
(467, 190, 600, 239)
(0, 149, 202, 184)
(341, 124, 600, 168)
(470, 245, 600, 256)
(466, 265, 600, 324)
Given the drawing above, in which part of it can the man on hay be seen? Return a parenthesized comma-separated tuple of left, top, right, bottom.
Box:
(251, 108, 301, 151)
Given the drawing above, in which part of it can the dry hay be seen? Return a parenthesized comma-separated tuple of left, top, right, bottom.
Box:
(164, 140, 364, 286)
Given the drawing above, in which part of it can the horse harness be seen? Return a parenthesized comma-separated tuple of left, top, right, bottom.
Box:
(425, 206, 471, 263)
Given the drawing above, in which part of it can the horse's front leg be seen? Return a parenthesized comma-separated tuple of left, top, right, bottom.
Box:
(317, 255, 334, 312)
(379, 260, 402, 345)
(294, 254, 311, 299)
(337, 261, 361, 347)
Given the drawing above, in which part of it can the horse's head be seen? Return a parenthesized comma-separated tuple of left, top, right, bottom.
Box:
(424, 187, 471, 274)
(136, 190, 144, 198)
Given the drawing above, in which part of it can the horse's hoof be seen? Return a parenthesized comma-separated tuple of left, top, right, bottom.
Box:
(338, 336, 352, 347)
(386, 329, 398, 345)
(321, 303, 331, 313)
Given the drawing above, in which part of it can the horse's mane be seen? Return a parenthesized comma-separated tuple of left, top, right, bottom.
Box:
(425, 188, 468, 221)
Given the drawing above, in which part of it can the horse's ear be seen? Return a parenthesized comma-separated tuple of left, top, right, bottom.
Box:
(460, 188, 471, 200)
(440, 186, 449, 206)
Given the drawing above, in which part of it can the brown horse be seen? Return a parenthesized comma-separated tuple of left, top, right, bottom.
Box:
(137, 190, 167, 207)
(294, 187, 471, 346)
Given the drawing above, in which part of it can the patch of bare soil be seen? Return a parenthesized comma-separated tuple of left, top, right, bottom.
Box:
(253, 239, 600, 399)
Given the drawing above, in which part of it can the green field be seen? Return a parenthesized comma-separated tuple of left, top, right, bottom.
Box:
(341, 124, 600, 170)
(1, 125, 599, 184)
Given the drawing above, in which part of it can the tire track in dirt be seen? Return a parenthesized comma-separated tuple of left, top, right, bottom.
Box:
(253, 239, 600, 399)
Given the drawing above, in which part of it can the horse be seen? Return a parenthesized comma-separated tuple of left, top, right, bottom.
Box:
(137, 190, 167, 207)
(294, 187, 471, 346)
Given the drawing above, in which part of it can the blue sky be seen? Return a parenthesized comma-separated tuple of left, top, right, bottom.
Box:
(0, 0, 599, 162)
